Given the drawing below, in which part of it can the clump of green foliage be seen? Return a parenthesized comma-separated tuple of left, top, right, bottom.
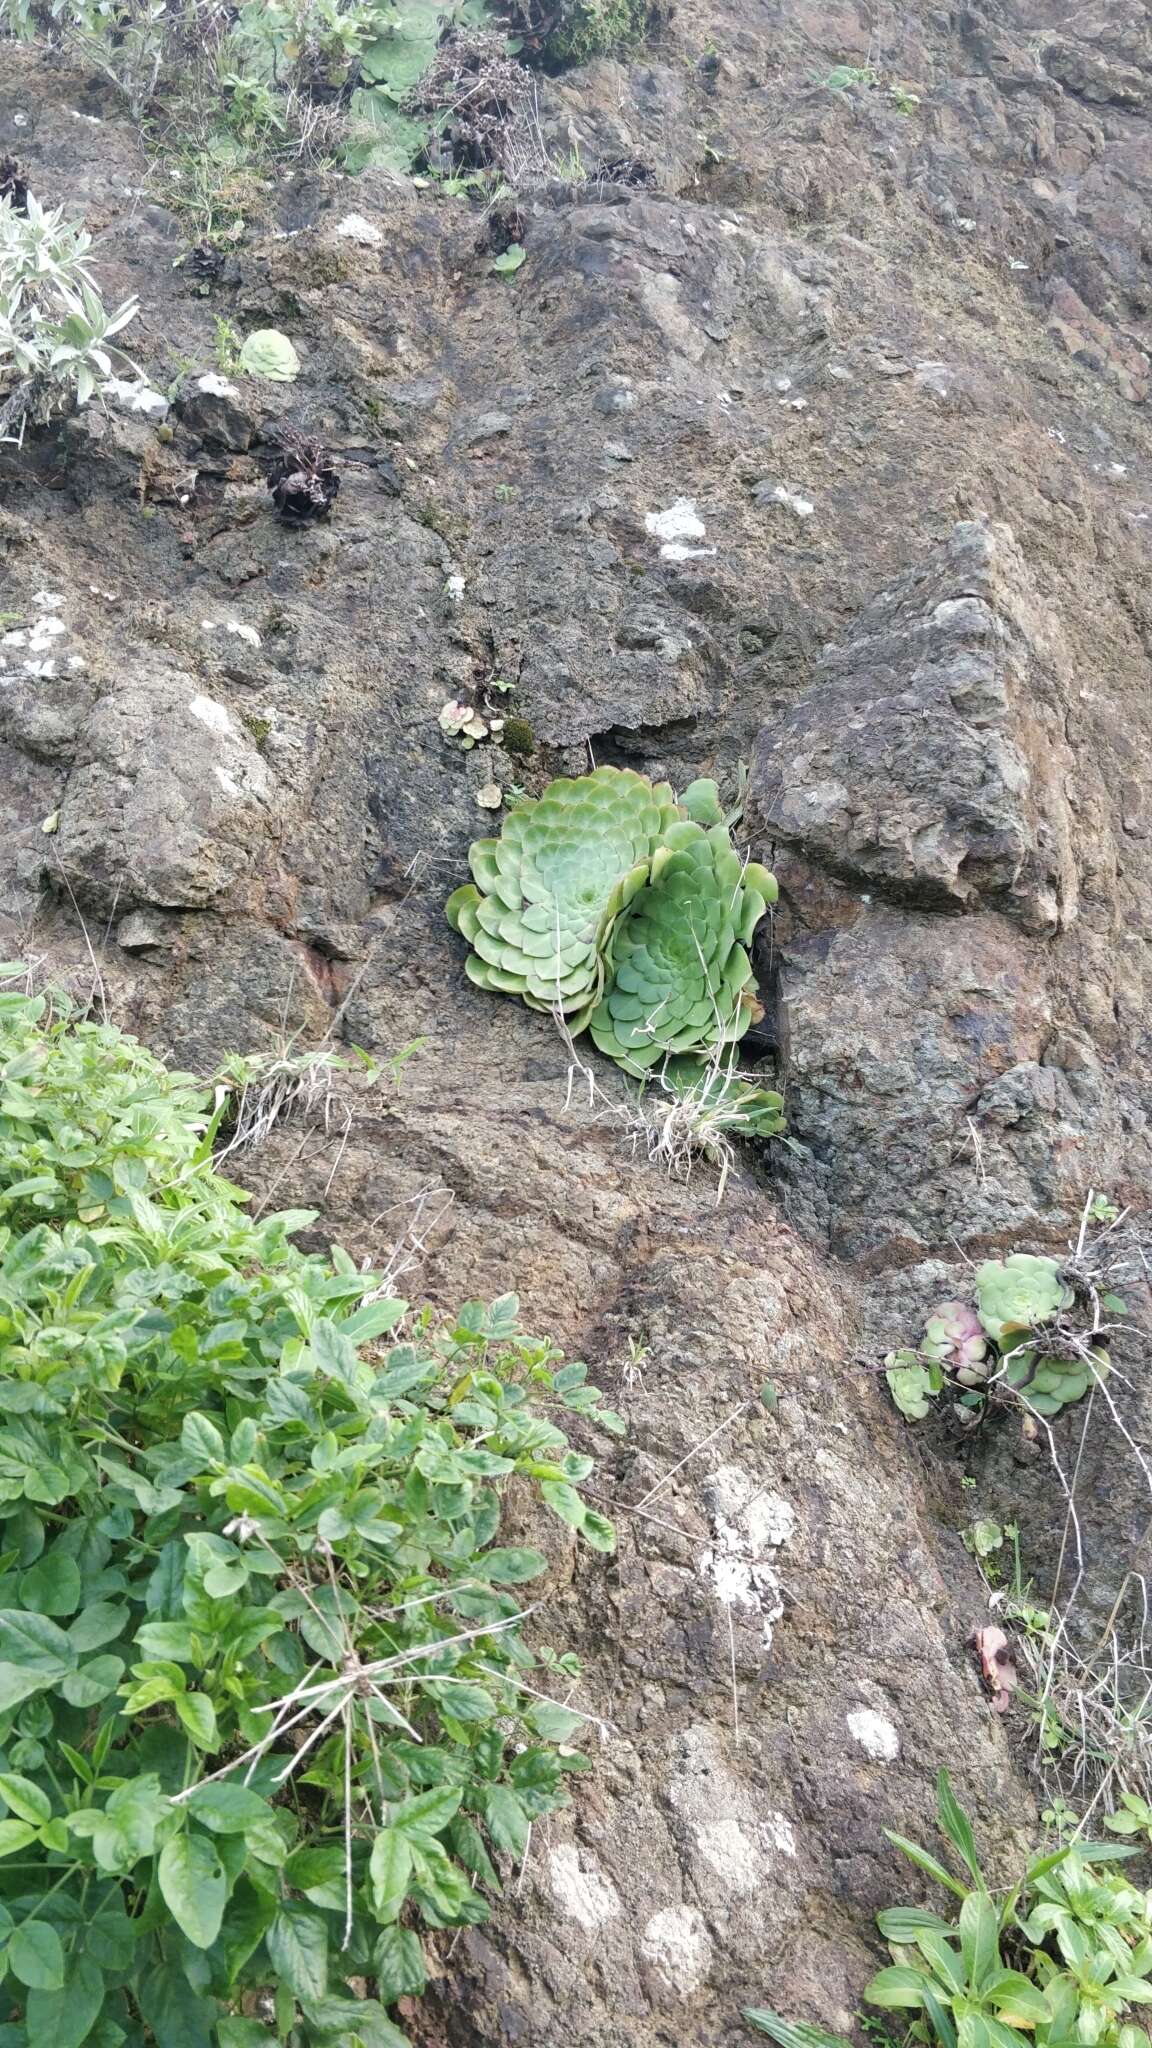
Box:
(0, 968, 621, 2045)
(885, 1247, 1118, 1425)
(0, 0, 498, 173)
(509, 0, 654, 67)
(747, 1770, 1152, 2048)
(0, 192, 137, 442)
(446, 766, 784, 1139)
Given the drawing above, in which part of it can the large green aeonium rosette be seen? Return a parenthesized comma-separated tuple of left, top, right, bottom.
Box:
(445, 765, 682, 1022)
(446, 771, 782, 1136)
(587, 819, 778, 1073)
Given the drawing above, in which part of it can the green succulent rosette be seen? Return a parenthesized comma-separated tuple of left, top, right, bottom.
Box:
(1000, 1341, 1108, 1417)
(445, 765, 681, 1022)
(587, 819, 778, 1073)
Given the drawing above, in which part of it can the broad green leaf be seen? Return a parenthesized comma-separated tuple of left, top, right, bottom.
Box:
(983, 1974, 1050, 2024)
(492, 244, 527, 276)
(539, 1480, 586, 1530)
(914, 1929, 965, 1995)
(391, 1787, 462, 1839)
(175, 1693, 218, 1748)
(158, 1832, 227, 1949)
(19, 1553, 81, 1616)
(181, 1413, 225, 1463)
(959, 1890, 1000, 1989)
(527, 1702, 584, 1742)
(864, 1966, 931, 2009)
(341, 1300, 406, 1340)
(220, 1878, 277, 1986)
(480, 1548, 547, 1584)
(0, 1819, 36, 1855)
(298, 1995, 411, 2048)
(266, 1902, 328, 2001)
(68, 1604, 128, 1653)
(370, 1827, 412, 1922)
(136, 1954, 215, 2048)
(0, 1772, 50, 1823)
(373, 1924, 427, 2003)
(877, 1907, 956, 1942)
(0, 1609, 76, 1674)
(186, 1782, 272, 1832)
(447, 1812, 500, 1891)
(580, 1508, 616, 1552)
(10, 1920, 65, 1990)
(61, 1656, 123, 1707)
(25, 1953, 105, 2048)
(483, 1785, 529, 1859)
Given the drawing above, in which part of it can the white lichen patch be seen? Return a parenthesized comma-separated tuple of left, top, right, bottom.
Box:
(847, 1707, 900, 1763)
(102, 378, 170, 419)
(700, 1464, 794, 1646)
(645, 497, 711, 560)
(770, 484, 815, 518)
(639, 1905, 713, 1997)
(658, 541, 718, 562)
(335, 212, 383, 247)
(669, 1726, 798, 1900)
(548, 1844, 621, 1931)
(5, 616, 66, 654)
(188, 694, 235, 738)
(201, 620, 261, 649)
(763, 1810, 798, 1857)
(196, 373, 240, 399)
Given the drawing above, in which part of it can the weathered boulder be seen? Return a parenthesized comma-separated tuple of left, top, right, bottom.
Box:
(746, 522, 1079, 933)
(55, 671, 278, 913)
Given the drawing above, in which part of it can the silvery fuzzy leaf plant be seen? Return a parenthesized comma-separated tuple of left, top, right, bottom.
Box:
(0, 190, 138, 439)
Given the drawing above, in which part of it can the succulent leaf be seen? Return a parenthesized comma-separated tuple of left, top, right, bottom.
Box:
(588, 821, 772, 1073)
(886, 1352, 940, 1420)
(679, 777, 725, 826)
(921, 1299, 989, 1384)
(448, 766, 681, 1017)
(974, 1254, 1073, 1342)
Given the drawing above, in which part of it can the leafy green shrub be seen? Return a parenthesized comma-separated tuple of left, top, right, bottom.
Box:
(0, 192, 137, 442)
(885, 1251, 1115, 1425)
(0, 0, 493, 171)
(0, 969, 620, 2046)
(507, 0, 655, 68)
(747, 1771, 1152, 2048)
(446, 766, 783, 1139)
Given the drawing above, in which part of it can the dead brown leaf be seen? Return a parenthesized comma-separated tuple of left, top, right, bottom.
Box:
(974, 1623, 1018, 1712)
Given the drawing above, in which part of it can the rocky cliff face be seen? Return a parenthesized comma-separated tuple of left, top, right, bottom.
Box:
(3, 2, 1152, 2040)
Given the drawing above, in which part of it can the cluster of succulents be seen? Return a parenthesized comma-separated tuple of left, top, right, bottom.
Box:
(446, 766, 783, 1136)
(885, 1252, 1110, 1423)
